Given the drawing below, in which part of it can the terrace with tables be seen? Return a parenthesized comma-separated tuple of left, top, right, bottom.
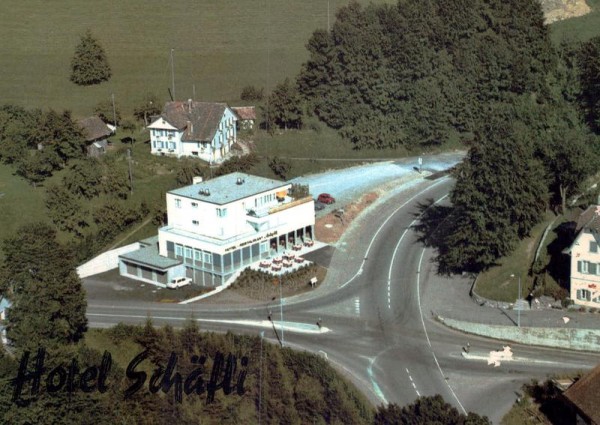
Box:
(251, 239, 325, 276)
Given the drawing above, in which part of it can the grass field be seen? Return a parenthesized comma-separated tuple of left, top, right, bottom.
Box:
(475, 211, 558, 302)
(0, 0, 389, 117)
(0, 163, 49, 243)
(550, 0, 600, 43)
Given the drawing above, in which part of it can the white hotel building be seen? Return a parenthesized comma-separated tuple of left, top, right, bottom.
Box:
(119, 173, 315, 287)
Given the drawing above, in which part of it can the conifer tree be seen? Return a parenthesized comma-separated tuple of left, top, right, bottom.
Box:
(0, 223, 87, 352)
(70, 30, 111, 86)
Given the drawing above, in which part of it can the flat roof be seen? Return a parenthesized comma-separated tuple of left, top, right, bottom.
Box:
(169, 172, 288, 205)
(119, 244, 181, 270)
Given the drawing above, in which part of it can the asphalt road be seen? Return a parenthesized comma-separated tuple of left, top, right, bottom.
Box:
(85, 166, 600, 423)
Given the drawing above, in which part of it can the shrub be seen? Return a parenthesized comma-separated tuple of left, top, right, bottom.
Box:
(268, 156, 292, 180)
(240, 85, 264, 101)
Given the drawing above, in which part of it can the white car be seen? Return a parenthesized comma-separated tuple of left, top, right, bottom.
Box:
(167, 277, 192, 289)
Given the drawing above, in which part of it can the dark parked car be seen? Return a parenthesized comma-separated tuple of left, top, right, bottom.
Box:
(314, 200, 326, 211)
(317, 193, 335, 204)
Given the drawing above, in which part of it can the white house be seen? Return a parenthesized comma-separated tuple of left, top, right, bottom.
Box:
(148, 100, 237, 163)
(119, 173, 315, 287)
(564, 205, 600, 307)
(0, 297, 10, 347)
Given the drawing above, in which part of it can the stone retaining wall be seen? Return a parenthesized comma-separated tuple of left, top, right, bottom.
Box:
(439, 316, 600, 352)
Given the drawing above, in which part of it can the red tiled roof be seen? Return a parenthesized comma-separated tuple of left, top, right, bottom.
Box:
(78, 116, 112, 142)
(161, 101, 228, 142)
(563, 363, 600, 424)
(232, 106, 256, 121)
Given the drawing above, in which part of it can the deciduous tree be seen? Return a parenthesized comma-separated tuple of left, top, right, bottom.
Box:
(578, 35, 600, 133)
(262, 78, 303, 130)
(133, 93, 161, 125)
(45, 184, 88, 236)
(94, 99, 121, 126)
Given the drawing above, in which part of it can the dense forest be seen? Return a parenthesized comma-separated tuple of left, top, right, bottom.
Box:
(0, 321, 489, 424)
(275, 0, 600, 272)
(293, 0, 556, 149)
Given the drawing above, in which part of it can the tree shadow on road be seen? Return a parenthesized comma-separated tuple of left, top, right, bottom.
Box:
(411, 198, 454, 250)
(411, 199, 461, 275)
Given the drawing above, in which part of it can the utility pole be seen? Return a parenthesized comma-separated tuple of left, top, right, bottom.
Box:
(518, 275, 521, 328)
(511, 274, 522, 327)
(127, 149, 134, 194)
(280, 276, 284, 347)
(258, 331, 264, 425)
(111, 93, 117, 131)
(170, 48, 175, 101)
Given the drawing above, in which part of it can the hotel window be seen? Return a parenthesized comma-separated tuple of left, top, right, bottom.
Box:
(577, 289, 592, 301)
(184, 247, 192, 258)
(591, 241, 598, 253)
(175, 245, 183, 256)
(203, 252, 212, 264)
(191, 202, 198, 208)
(175, 198, 181, 208)
(192, 220, 199, 226)
(194, 250, 201, 261)
(217, 208, 227, 217)
(169, 142, 176, 150)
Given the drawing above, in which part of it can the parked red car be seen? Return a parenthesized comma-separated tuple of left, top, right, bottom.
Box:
(317, 193, 336, 204)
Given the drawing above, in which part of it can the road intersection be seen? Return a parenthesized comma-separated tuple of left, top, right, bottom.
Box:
(85, 160, 599, 423)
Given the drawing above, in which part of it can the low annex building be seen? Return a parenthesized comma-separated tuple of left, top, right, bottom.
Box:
(564, 205, 600, 307)
(78, 116, 114, 158)
(148, 100, 237, 163)
(119, 173, 315, 287)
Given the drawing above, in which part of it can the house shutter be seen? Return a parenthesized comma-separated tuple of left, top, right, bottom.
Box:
(590, 263, 597, 275)
(577, 261, 582, 273)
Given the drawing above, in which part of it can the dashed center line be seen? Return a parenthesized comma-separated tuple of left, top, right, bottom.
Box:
(405, 368, 420, 397)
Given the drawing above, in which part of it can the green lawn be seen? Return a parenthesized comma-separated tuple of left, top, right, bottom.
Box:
(0, 164, 50, 248)
(475, 211, 560, 302)
(0, 0, 390, 117)
(550, 0, 600, 43)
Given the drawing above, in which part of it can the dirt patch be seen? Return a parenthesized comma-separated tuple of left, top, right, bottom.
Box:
(315, 192, 380, 243)
(540, 0, 591, 24)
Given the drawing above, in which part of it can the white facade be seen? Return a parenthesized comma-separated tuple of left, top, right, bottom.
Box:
(568, 230, 600, 307)
(148, 118, 182, 156)
(120, 173, 315, 287)
(148, 102, 237, 163)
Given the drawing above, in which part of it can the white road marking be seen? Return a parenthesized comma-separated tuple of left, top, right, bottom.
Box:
(417, 248, 467, 414)
(405, 368, 419, 396)
(341, 177, 450, 289)
(86, 314, 330, 334)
